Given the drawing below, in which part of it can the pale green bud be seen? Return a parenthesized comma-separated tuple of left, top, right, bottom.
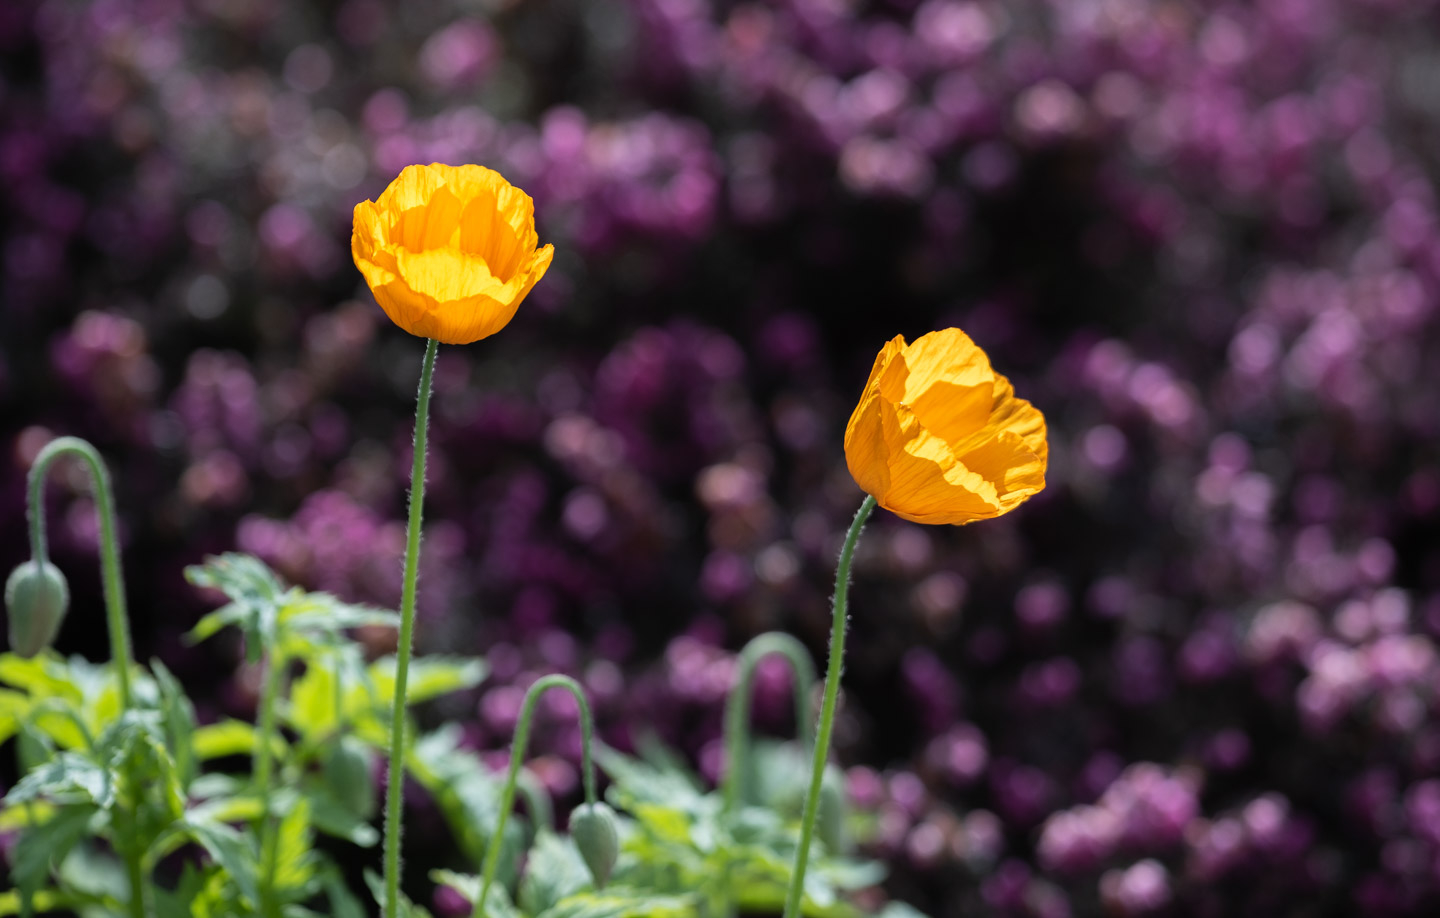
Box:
(6, 560, 69, 658)
(569, 802, 620, 888)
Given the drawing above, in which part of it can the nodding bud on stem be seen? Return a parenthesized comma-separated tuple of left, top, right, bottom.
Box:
(5, 560, 70, 658)
(569, 802, 619, 888)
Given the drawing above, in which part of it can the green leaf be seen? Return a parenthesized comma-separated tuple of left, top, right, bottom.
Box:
(187, 604, 255, 645)
(815, 857, 887, 892)
(316, 861, 368, 918)
(596, 745, 705, 814)
(56, 838, 130, 901)
(185, 553, 287, 605)
(152, 862, 212, 918)
(14, 721, 55, 775)
(746, 740, 811, 814)
(183, 813, 262, 907)
(630, 803, 693, 847)
(285, 660, 340, 740)
(0, 687, 29, 746)
(280, 593, 401, 634)
(408, 727, 525, 878)
(185, 553, 288, 660)
(188, 772, 243, 800)
(4, 753, 114, 809)
(363, 868, 435, 918)
(0, 800, 54, 831)
(272, 794, 317, 893)
(186, 794, 266, 825)
(428, 871, 522, 918)
(0, 888, 91, 916)
(193, 719, 287, 760)
(9, 804, 98, 900)
(70, 657, 126, 736)
(369, 656, 487, 706)
(537, 890, 699, 918)
(729, 852, 865, 918)
(0, 654, 82, 703)
(520, 831, 592, 915)
(303, 779, 379, 847)
(100, 714, 186, 847)
(189, 864, 248, 918)
(26, 700, 91, 751)
(151, 660, 198, 787)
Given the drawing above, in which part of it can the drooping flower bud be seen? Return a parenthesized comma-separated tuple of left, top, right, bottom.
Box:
(569, 802, 620, 888)
(324, 735, 377, 820)
(5, 560, 70, 658)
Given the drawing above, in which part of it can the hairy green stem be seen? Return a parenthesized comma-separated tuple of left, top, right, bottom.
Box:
(255, 650, 285, 918)
(332, 648, 346, 733)
(782, 495, 875, 918)
(26, 437, 135, 707)
(123, 843, 147, 918)
(723, 632, 817, 813)
(383, 336, 440, 918)
(472, 674, 597, 918)
(111, 800, 150, 918)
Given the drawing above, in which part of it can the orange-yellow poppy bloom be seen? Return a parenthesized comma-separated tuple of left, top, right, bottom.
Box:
(844, 328, 1048, 524)
(352, 163, 554, 345)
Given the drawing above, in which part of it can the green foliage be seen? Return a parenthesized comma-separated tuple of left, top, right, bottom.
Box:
(409, 724, 527, 880)
(594, 741, 894, 918)
(424, 734, 911, 918)
(0, 553, 494, 918)
(520, 831, 594, 914)
(432, 865, 698, 918)
(0, 550, 920, 918)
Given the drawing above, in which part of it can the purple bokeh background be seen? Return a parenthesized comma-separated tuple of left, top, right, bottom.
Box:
(3, 0, 1440, 915)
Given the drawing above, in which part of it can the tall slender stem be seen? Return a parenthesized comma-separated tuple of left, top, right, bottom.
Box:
(723, 632, 817, 813)
(472, 674, 597, 918)
(782, 495, 875, 918)
(255, 649, 285, 918)
(121, 825, 148, 918)
(382, 336, 440, 918)
(26, 437, 135, 707)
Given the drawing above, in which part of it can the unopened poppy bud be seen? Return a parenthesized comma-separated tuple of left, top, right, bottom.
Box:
(817, 764, 848, 854)
(569, 802, 619, 888)
(5, 560, 69, 658)
(324, 735, 376, 820)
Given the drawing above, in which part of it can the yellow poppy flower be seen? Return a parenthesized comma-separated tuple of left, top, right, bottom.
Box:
(844, 328, 1048, 525)
(352, 163, 554, 344)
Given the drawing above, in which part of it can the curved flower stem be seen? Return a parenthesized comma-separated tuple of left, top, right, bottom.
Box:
(471, 674, 598, 918)
(722, 632, 817, 813)
(382, 336, 440, 918)
(782, 495, 876, 918)
(26, 436, 135, 708)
